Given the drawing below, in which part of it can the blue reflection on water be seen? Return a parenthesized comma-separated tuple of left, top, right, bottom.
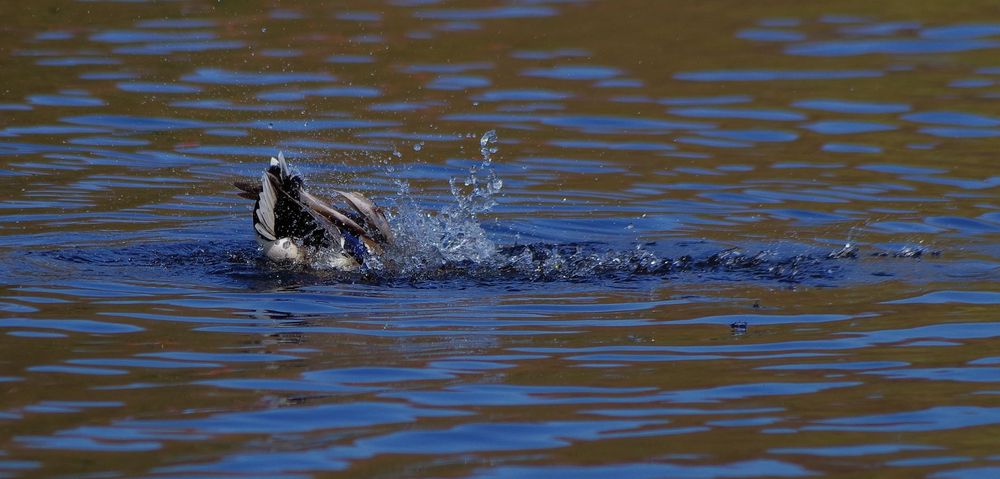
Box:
(786, 38, 1000, 56)
(675, 70, 882, 81)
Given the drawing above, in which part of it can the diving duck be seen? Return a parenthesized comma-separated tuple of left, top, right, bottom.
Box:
(233, 153, 393, 270)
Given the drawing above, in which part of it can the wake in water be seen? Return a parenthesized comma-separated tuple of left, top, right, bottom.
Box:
(278, 130, 938, 285)
(14, 131, 946, 289)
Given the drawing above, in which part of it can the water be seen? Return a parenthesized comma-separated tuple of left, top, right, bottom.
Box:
(1, 1, 999, 477)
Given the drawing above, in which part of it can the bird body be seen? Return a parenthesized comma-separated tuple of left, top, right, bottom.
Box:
(234, 153, 392, 271)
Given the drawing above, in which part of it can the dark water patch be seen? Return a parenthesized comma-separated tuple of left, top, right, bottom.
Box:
(62, 114, 211, 131)
(114, 41, 245, 55)
(326, 54, 375, 64)
(16, 435, 159, 452)
(759, 361, 910, 371)
(399, 62, 493, 74)
(549, 139, 675, 151)
(538, 115, 711, 132)
(67, 136, 150, 146)
(90, 30, 217, 43)
(475, 460, 812, 479)
(594, 78, 643, 88)
(676, 136, 752, 148)
(950, 78, 993, 88)
(0, 103, 32, 111)
(511, 48, 589, 60)
(865, 367, 1000, 383)
(668, 313, 857, 326)
(117, 82, 202, 93)
(8, 331, 66, 338)
(413, 6, 556, 21)
(822, 142, 882, 153)
(802, 120, 897, 135)
(243, 119, 399, 132)
(181, 68, 336, 85)
(889, 457, 971, 467)
(26, 94, 105, 107)
(171, 99, 301, 112)
(336, 11, 382, 22)
(122, 401, 466, 435)
(919, 126, 1000, 138)
(12, 239, 945, 298)
(737, 28, 806, 42)
(204, 128, 250, 138)
(675, 70, 882, 81)
(793, 98, 909, 114)
(434, 21, 482, 32)
(66, 358, 221, 370)
(36, 57, 121, 66)
(659, 95, 754, 106)
(2, 125, 110, 136)
(256, 85, 382, 101)
(921, 23, 1000, 39)
(699, 129, 798, 142)
(786, 38, 1000, 56)
(523, 65, 622, 81)
(473, 89, 571, 102)
(79, 70, 138, 80)
(195, 378, 374, 394)
(884, 290, 1000, 304)
(669, 107, 806, 121)
(441, 112, 711, 133)
(135, 19, 215, 29)
(903, 111, 1000, 127)
(260, 48, 302, 58)
(0, 318, 142, 334)
(426, 75, 491, 90)
(27, 365, 128, 376)
(925, 216, 1000, 233)
(369, 100, 445, 112)
(35, 30, 75, 41)
(840, 21, 922, 36)
(807, 406, 1000, 432)
(859, 163, 946, 175)
(771, 443, 937, 457)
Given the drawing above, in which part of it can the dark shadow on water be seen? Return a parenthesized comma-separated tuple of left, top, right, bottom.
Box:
(17, 239, 945, 292)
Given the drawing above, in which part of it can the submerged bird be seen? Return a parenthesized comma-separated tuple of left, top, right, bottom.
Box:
(233, 153, 393, 271)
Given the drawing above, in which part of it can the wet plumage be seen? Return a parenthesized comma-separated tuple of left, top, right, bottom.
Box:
(234, 153, 393, 270)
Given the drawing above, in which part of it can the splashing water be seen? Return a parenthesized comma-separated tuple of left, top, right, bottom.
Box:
(291, 130, 935, 285)
(371, 130, 503, 276)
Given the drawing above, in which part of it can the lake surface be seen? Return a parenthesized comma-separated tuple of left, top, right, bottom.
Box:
(1, 1, 999, 477)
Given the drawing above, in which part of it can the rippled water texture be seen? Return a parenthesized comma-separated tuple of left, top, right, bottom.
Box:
(1, 1, 999, 478)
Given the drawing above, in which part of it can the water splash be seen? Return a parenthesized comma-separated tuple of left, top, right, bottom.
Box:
(373, 130, 503, 276)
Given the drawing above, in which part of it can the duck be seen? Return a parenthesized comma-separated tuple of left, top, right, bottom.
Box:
(233, 153, 393, 271)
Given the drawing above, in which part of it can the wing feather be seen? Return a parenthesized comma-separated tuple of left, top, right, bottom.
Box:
(334, 190, 393, 243)
(255, 171, 277, 240)
(300, 190, 369, 238)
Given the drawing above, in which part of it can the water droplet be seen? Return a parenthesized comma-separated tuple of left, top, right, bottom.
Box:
(413, 142, 423, 152)
(480, 129, 497, 150)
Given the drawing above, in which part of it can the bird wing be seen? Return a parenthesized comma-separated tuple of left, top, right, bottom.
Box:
(333, 190, 394, 244)
(253, 171, 278, 241)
